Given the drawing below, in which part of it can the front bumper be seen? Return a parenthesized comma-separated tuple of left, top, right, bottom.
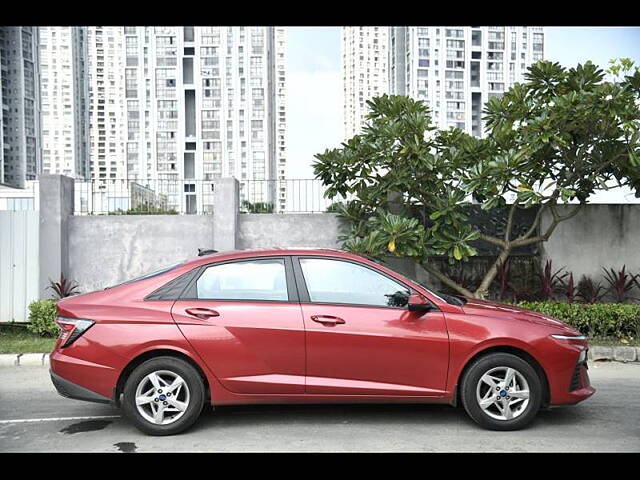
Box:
(561, 360, 595, 404)
(50, 370, 111, 404)
(550, 358, 596, 405)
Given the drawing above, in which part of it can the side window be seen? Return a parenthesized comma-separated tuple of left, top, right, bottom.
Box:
(299, 258, 410, 307)
(196, 259, 288, 301)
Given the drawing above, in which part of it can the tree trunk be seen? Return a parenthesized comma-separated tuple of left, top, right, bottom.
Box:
(474, 248, 511, 299)
(419, 260, 475, 298)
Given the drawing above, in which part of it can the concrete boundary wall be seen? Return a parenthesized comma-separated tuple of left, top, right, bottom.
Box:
(540, 205, 640, 282)
(68, 215, 215, 293)
(26, 175, 640, 303)
(238, 213, 343, 250)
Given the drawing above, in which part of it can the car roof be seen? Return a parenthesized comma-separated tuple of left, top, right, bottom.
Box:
(181, 248, 363, 269)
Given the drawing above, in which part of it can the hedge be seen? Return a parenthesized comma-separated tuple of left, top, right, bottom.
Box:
(517, 301, 640, 339)
(26, 299, 59, 337)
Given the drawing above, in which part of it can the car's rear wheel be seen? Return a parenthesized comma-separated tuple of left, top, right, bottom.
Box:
(122, 356, 205, 436)
(461, 352, 542, 431)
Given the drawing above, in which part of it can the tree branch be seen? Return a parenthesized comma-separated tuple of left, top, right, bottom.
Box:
(512, 203, 584, 247)
(520, 203, 547, 240)
(419, 261, 475, 298)
(474, 247, 512, 299)
(479, 233, 506, 248)
(504, 202, 518, 242)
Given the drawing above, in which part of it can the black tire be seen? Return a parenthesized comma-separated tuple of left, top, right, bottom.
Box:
(460, 352, 542, 431)
(122, 356, 205, 436)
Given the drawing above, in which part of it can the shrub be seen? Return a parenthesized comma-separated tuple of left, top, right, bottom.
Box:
(517, 301, 640, 339)
(537, 260, 567, 300)
(108, 203, 178, 215)
(577, 275, 606, 303)
(47, 274, 80, 299)
(241, 200, 274, 213)
(602, 266, 637, 303)
(560, 272, 577, 302)
(26, 299, 59, 337)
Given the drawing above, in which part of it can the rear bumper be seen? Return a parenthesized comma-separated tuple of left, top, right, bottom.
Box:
(50, 370, 111, 404)
(49, 344, 121, 405)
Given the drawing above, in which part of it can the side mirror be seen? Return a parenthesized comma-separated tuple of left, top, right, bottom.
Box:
(408, 293, 433, 312)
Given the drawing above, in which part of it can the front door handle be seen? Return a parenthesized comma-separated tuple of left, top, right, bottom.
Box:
(185, 307, 220, 319)
(311, 315, 345, 326)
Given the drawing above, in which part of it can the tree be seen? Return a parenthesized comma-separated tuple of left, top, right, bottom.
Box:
(241, 200, 274, 213)
(314, 59, 640, 298)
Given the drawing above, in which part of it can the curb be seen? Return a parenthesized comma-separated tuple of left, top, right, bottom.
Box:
(0, 353, 49, 367)
(1, 347, 639, 367)
(588, 346, 639, 363)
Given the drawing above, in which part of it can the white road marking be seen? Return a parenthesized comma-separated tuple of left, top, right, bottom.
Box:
(0, 415, 121, 425)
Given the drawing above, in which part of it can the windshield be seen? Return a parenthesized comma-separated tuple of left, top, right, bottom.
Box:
(369, 257, 466, 306)
(105, 262, 184, 289)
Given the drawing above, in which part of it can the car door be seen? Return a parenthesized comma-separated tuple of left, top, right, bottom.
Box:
(171, 256, 305, 394)
(293, 256, 449, 396)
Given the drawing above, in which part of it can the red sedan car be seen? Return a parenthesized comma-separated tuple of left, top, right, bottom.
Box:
(50, 248, 594, 435)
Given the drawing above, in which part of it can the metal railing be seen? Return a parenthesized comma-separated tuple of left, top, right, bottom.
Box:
(74, 178, 215, 216)
(239, 179, 341, 214)
(72, 178, 342, 215)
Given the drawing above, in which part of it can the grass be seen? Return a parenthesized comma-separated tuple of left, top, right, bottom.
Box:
(0, 323, 57, 354)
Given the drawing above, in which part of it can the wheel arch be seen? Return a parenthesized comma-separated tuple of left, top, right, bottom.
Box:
(113, 348, 211, 407)
(454, 345, 550, 409)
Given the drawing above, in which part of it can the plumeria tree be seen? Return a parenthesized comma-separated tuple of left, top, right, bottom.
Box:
(314, 59, 640, 298)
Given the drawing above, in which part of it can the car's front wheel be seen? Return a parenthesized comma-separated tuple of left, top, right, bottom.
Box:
(461, 352, 542, 431)
(122, 356, 205, 436)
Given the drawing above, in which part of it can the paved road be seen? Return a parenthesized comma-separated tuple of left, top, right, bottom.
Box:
(0, 362, 638, 452)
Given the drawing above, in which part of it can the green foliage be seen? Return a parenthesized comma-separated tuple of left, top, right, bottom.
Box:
(26, 299, 59, 337)
(339, 211, 429, 261)
(517, 301, 640, 339)
(325, 201, 345, 213)
(314, 59, 640, 297)
(109, 203, 178, 215)
(241, 200, 274, 213)
(314, 94, 480, 266)
(478, 59, 640, 205)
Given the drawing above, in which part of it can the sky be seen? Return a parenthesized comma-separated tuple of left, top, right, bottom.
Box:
(285, 26, 640, 180)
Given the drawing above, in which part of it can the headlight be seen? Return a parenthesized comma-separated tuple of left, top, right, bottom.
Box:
(550, 334, 587, 340)
(578, 349, 587, 363)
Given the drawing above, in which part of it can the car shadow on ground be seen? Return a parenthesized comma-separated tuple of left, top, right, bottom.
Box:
(184, 402, 593, 433)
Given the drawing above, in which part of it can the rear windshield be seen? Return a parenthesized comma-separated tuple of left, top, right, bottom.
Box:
(105, 262, 183, 289)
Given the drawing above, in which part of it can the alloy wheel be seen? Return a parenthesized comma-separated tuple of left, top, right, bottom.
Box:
(475, 366, 530, 421)
(134, 370, 191, 425)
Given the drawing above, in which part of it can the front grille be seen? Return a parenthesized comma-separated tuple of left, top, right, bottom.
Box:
(569, 368, 581, 391)
(569, 363, 582, 391)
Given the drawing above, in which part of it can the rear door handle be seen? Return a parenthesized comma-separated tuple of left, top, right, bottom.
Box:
(311, 315, 345, 326)
(185, 307, 220, 319)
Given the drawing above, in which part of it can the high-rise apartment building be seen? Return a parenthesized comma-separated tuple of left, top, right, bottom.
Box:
(389, 26, 544, 136)
(39, 27, 90, 179)
(0, 27, 41, 188)
(87, 27, 128, 181)
(342, 26, 388, 139)
(120, 26, 287, 213)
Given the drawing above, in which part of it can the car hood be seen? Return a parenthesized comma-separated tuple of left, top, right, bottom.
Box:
(460, 298, 580, 334)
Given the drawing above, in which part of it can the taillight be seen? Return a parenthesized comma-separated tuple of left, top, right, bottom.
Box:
(56, 316, 95, 348)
